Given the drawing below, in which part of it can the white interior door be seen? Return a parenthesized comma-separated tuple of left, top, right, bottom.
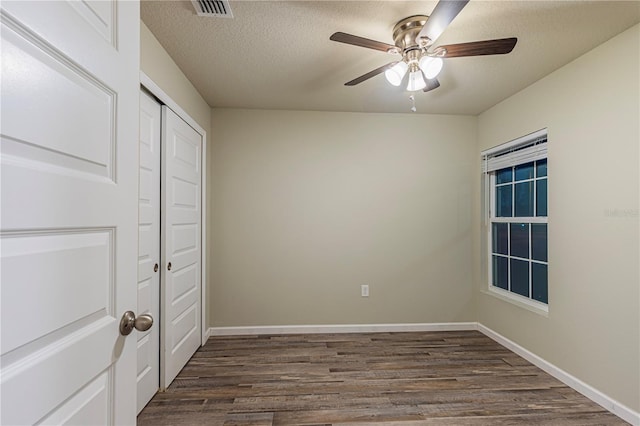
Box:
(0, 1, 140, 425)
(137, 90, 161, 413)
(161, 106, 202, 387)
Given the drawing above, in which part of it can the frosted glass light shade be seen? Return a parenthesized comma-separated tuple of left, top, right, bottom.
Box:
(419, 56, 443, 79)
(406, 70, 426, 91)
(384, 61, 408, 86)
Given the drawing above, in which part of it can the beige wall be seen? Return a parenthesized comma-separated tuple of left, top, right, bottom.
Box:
(142, 15, 638, 414)
(210, 109, 477, 326)
(140, 22, 210, 130)
(140, 21, 213, 325)
(473, 24, 639, 411)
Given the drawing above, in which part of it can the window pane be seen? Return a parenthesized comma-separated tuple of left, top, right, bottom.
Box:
(536, 179, 547, 217)
(510, 259, 529, 297)
(510, 223, 529, 258)
(531, 224, 547, 262)
(532, 263, 548, 303)
(496, 167, 512, 184)
(514, 181, 534, 217)
(493, 255, 508, 290)
(496, 185, 512, 217)
(492, 223, 508, 255)
(536, 159, 547, 177)
(515, 162, 534, 181)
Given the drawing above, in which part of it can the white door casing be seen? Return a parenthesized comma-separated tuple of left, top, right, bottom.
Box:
(137, 90, 161, 413)
(161, 106, 202, 387)
(1, 1, 139, 425)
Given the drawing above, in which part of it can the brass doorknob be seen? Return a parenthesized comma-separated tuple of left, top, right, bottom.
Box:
(119, 311, 154, 336)
(154, 263, 159, 272)
(167, 262, 172, 271)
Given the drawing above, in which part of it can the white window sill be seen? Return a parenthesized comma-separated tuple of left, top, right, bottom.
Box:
(482, 287, 549, 317)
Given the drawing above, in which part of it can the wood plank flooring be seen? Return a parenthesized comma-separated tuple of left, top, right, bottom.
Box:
(137, 331, 627, 425)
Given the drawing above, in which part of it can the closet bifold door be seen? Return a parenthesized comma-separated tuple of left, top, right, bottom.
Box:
(160, 106, 203, 388)
(137, 90, 161, 412)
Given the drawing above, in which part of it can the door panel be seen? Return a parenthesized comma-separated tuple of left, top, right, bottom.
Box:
(161, 106, 202, 387)
(1, 22, 113, 178)
(37, 371, 110, 425)
(0, 1, 139, 424)
(1, 231, 112, 354)
(137, 90, 161, 412)
(67, 0, 115, 46)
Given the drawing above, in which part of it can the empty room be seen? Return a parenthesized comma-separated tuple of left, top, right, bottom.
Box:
(1, 0, 638, 425)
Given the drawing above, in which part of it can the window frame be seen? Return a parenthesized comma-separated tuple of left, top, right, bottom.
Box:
(483, 131, 548, 314)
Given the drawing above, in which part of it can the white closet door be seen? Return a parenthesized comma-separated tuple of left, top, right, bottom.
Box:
(137, 90, 161, 412)
(161, 106, 202, 387)
(0, 1, 139, 424)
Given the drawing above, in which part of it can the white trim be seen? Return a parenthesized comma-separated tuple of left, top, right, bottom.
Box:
(204, 327, 213, 341)
(139, 71, 209, 347)
(481, 128, 547, 156)
(207, 322, 478, 337)
(478, 323, 640, 426)
(491, 217, 548, 224)
(482, 142, 547, 173)
(140, 72, 206, 135)
(482, 288, 549, 316)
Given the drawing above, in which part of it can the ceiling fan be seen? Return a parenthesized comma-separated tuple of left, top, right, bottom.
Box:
(330, 0, 517, 93)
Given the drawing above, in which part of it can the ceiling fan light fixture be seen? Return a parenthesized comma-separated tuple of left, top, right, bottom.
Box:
(330, 1, 518, 92)
(419, 56, 444, 79)
(406, 69, 426, 91)
(384, 61, 408, 86)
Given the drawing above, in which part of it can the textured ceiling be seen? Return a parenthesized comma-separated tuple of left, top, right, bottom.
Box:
(141, 1, 640, 115)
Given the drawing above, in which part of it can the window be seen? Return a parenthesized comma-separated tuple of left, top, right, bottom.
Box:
(483, 130, 548, 308)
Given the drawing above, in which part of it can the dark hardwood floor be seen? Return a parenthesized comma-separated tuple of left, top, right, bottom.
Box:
(137, 330, 627, 425)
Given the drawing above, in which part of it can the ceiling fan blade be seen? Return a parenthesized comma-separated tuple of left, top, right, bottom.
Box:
(417, 0, 469, 46)
(423, 78, 441, 92)
(330, 32, 398, 53)
(438, 37, 517, 57)
(345, 61, 399, 86)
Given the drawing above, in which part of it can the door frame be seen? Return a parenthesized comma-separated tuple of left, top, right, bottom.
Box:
(140, 71, 208, 347)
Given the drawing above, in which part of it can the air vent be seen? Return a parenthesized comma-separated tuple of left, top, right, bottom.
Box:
(191, 0, 233, 18)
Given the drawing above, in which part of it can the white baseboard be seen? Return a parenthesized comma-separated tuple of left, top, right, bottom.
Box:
(203, 326, 213, 342)
(477, 323, 639, 426)
(207, 322, 478, 337)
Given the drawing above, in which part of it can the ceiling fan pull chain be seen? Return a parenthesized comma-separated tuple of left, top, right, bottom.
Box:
(409, 95, 417, 113)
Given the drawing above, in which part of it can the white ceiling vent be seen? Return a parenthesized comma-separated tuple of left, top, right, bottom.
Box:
(191, 0, 233, 18)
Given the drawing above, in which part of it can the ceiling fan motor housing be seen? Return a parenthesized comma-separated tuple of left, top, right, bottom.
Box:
(392, 15, 430, 51)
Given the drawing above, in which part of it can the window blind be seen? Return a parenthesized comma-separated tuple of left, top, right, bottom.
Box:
(481, 129, 547, 173)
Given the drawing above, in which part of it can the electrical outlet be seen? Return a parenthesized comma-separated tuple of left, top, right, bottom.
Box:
(361, 284, 369, 297)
